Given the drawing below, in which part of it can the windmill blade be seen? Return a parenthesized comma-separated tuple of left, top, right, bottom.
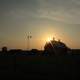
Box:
(30, 36, 32, 38)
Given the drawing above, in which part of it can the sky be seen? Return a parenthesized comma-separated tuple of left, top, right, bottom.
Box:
(0, 0, 80, 50)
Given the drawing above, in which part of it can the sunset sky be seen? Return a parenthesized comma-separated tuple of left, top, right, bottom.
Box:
(0, 0, 80, 50)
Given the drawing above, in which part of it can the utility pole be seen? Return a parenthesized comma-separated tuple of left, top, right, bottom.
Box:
(27, 33, 32, 50)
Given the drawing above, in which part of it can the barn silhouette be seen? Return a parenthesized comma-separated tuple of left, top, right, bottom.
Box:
(44, 38, 70, 56)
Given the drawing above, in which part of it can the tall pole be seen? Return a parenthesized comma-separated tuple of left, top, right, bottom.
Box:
(27, 33, 32, 50)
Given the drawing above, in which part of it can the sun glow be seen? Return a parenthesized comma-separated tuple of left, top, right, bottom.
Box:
(46, 37, 53, 42)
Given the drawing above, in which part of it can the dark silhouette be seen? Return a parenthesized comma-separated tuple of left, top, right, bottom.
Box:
(44, 38, 70, 56)
(2, 46, 7, 53)
(31, 49, 38, 53)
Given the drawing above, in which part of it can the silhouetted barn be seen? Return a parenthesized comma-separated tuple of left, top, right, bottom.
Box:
(44, 39, 70, 56)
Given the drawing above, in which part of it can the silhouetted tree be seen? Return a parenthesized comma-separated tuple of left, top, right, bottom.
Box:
(2, 46, 7, 53)
(44, 38, 70, 56)
(31, 49, 38, 53)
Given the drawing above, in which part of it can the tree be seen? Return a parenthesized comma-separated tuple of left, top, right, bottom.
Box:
(2, 46, 7, 53)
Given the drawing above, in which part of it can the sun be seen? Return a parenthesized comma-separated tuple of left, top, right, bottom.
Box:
(46, 37, 53, 42)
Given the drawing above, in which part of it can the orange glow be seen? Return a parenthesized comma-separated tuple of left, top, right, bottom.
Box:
(46, 37, 53, 42)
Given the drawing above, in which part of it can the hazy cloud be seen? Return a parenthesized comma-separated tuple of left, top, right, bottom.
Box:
(35, 0, 80, 24)
(1, 0, 80, 24)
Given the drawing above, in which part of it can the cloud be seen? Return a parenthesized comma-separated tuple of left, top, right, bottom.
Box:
(1, 0, 80, 24)
(35, 0, 80, 24)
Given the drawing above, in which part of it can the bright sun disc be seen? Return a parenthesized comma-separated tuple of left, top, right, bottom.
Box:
(46, 37, 52, 42)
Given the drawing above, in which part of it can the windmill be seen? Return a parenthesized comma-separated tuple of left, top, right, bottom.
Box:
(27, 32, 32, 50)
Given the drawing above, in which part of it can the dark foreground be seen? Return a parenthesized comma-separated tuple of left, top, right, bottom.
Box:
(0, 54, 80, 79)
